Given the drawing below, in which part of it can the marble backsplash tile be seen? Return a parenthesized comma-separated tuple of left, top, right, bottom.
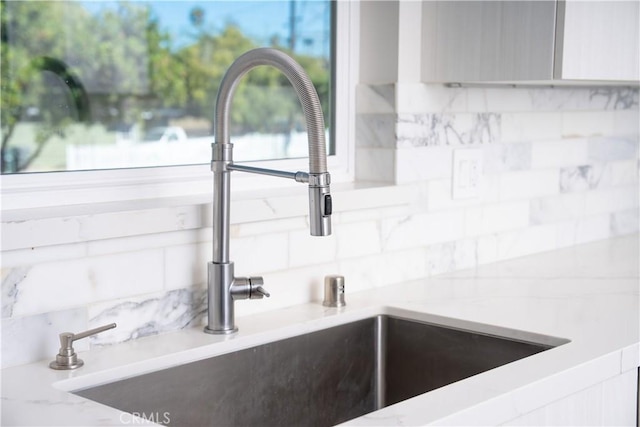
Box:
(88, 288, 207, 346)
(465, 202, 530, 236)
(584, 186, 639, 216)
(531, 193, 587, 225)
(610, 209, 640, 236)
(483, 142, 532, 174)
(425, 238, 478, 277)
(395, 146, 453, 182)
(531, 138, 589, 169)
(2, 83, 638, 368)
(356, 84, 396, 113)
(2, 267, 28, 318)
(556, 215, 611, 248)
(3, 249, 164, 318)
(356, 114, 396, 148)
(560, 165, 604, 193)
(498, 169, 560, 200)
(465, 86, 638, 112)
(396, 112, 501, 147)
(501, 112, 563, 142)
(588, 136, 639, 162)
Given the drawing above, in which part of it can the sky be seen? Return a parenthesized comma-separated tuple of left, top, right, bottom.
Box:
(80, 0, 331, 57)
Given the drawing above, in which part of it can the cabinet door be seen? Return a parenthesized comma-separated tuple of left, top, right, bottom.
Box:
(421, 1, 557, 82)
(555, 0, 640, 81)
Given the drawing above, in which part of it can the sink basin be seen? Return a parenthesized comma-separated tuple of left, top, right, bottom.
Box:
(74, 315, 564, 426)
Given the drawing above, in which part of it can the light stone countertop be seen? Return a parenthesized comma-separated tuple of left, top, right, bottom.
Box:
(1, 235, 638, 426)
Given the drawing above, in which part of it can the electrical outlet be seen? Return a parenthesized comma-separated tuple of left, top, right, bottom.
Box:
(452, 148, 482, 199)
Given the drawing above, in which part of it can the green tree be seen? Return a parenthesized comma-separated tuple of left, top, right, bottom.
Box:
(168, 23, 331, 136)
(174, 25, 256, 122)
(1, 1, 156, 171)
(0, 0, 92, 172)
(147, 18, 186, 108)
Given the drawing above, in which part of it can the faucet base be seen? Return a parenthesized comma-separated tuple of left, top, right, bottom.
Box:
(203, 326, 238, 335)
(206, 262, 237, 334)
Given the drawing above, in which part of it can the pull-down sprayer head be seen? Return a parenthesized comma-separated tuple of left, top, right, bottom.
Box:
(308, 173, 332, 236)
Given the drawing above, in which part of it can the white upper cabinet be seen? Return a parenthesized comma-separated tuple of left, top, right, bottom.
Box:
(421, 0, 640, 84)
(556, 0, 639, 81)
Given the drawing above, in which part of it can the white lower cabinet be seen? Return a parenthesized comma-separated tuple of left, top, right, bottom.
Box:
(502, 369, 638, 426)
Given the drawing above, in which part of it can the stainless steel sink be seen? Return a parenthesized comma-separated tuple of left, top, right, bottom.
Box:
(74, 315, 564, 426)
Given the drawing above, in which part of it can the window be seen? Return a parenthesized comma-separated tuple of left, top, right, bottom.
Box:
(1, 0, 334, 173)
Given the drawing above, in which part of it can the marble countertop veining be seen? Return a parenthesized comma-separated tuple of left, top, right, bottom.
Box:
(1, 236, 638, 426)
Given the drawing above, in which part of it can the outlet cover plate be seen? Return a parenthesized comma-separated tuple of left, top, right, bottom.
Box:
(452, 148, 482, 199)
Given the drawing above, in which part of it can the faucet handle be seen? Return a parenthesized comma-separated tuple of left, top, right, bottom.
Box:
(49, 323, 116, 370)
(253, 284, 270, 299)
(247, 276, 270, 299)
(231, 276, 270, 300)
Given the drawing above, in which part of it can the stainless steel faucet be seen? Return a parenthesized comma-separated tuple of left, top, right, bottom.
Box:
(205, 48, 333, 334)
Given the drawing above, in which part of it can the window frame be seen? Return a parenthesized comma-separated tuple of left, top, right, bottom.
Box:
(1, 1, 358, 213)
